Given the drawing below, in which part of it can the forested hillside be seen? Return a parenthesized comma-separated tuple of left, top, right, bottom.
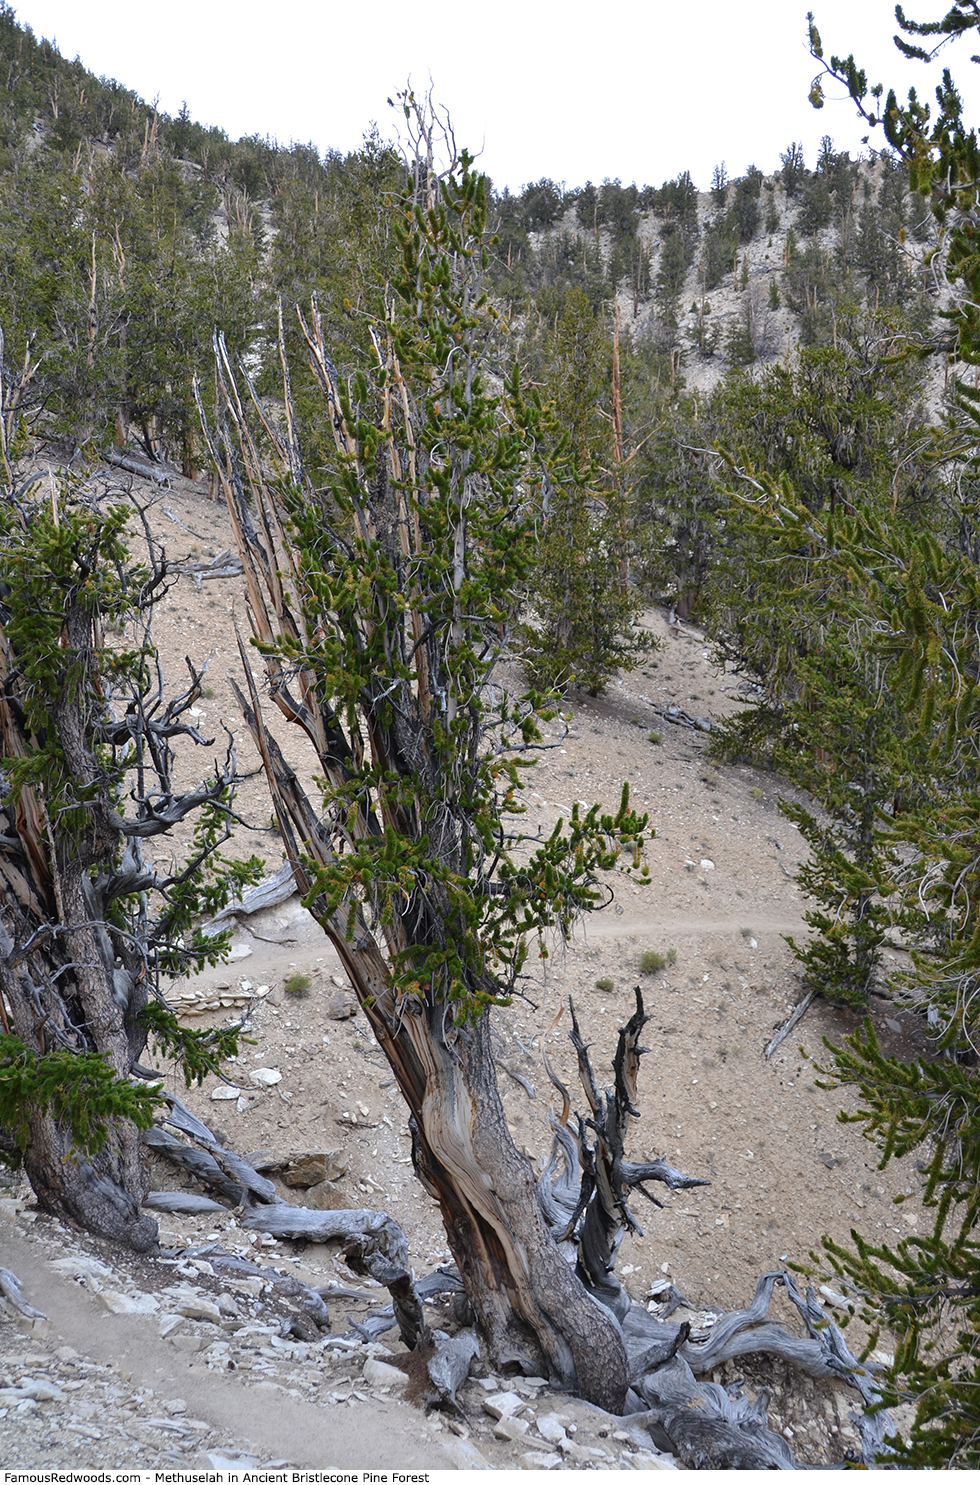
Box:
(0, 0, 954, 670)
(4, 0, 980, 1466)
(0, 1, 944, 460)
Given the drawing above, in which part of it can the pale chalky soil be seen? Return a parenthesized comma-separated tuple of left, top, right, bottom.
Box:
(0, 463, 933, 1467)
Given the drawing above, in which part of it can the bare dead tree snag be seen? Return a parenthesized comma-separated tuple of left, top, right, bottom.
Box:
(562, 990, 709, 1317)
(526, 988, 892, 1463)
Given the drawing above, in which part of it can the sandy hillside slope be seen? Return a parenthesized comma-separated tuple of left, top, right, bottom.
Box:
(0, 462, 930, 1468)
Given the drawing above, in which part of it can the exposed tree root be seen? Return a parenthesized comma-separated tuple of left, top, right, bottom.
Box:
(531, 987, 892, 1466)
(0, 1265, 47, 1324)
(628, 1356, 798, 1469)
(145, 1096, 429, 1349)
(151, 988, 892, 1463)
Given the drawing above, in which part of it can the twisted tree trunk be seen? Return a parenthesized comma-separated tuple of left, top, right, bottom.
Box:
(0, 482, 248, 1251)
(230, 676, 627, 1406)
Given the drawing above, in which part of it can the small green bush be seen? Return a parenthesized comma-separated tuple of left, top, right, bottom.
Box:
(749, 786, 764, 800)
(283, 971, 311, 997)
(640, 948, 676, 974)
(595, 976, 615, 992)
(648, 730, 663, 744)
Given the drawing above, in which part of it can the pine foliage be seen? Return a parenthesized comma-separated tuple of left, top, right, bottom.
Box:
(0, 454, 260, 1221)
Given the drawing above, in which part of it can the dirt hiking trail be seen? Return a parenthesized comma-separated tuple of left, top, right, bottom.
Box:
(0, 467, 931, 1468)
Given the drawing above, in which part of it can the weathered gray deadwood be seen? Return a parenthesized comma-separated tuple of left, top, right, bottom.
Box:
(158, 1090, 221, 1146)
(624, 1317, 691, 1385)
(629, 1354, 798, 1469)
(147, 1110, 430, 1351)
(539, 989, 708, 1321)
(241, 1202, 430, 1351)
(171, 1244, 331, 1339)
(528, 990, 890, 1464)
(199, 860, 297, 939)
(420, 1328, 481, 1412)
(349, 1266, 466, 1341)
(171, 549, 244, 588)
(780, 1269, 891, 1466)
(647, 701, 713, 732)
(144, 1126, 247, 1205)
(764, 989, 817, 1060)
(619, 1266, 890, 1463)
(0, 1266, 47, 1322)
(681, 1270, 850, 1378)
(143, 1190, 227, 1214)
(103, 448, 171, 485)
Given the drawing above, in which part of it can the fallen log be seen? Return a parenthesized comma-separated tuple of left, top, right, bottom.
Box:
(143, 1191, 227, 1215)
(104, 448, 171, 485)
(242, 1202, 429, 1350)
(171, 548, 244, 587)
(199, 860, 298, 939)
(160, 1091, 222, 1146)
(143, 1126, 246, 1206)
(765, 990, 817, 1060)
(646, 701, 713, 732)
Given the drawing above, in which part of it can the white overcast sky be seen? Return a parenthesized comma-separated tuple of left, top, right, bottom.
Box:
(10, 0, 980, 190)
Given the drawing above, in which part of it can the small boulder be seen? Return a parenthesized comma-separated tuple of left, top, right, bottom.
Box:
(483, 1390, 526, 1420)
(535, 1414, 567, 1446)
(363, 1357, 409, 1390)
(249, 1067, 282, 1087)
(98, 1289, 159, 1315)
(171, 1334, 207, 1354)
(176, 1296, 222, 1322)
(303, 1180, 349, 1211)
(326, 986, 357, 1020)
(440, 1439, 492, 1470)
(282, 1151, 346, 1187)
(494, 1415, 530, 1441)
(18, 1379, 66, 1403)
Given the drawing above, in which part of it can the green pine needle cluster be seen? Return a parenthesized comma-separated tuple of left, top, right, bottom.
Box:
(0, 1035, 161, 1161)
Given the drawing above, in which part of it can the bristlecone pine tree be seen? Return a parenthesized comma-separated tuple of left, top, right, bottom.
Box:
(520, 288, 648, 697)
(0, 428, 261, 1248)
(202, 97, 653, 1410)
(742, 5, 980, 1465)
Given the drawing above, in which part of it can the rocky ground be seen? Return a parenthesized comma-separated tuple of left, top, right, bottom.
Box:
(0, 461, 930, 1467)
(0, 1187, 883, 1470)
